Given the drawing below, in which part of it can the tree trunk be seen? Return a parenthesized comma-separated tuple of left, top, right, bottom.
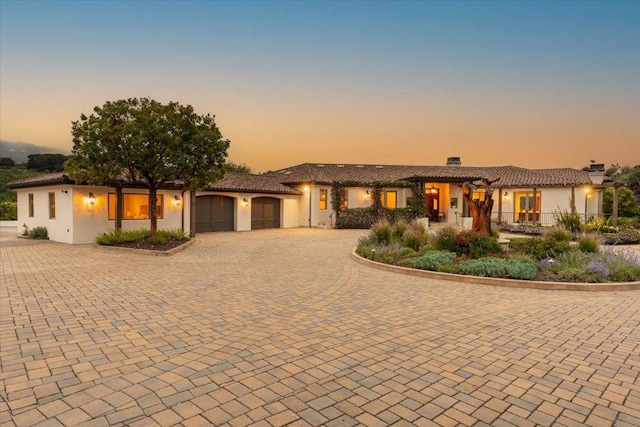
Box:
(149, 187, 158, 236)
(115, 185, 123, 231)
(462, 181, 495, 236)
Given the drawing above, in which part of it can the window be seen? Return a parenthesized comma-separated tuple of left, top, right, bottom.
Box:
(28, 194, 34, 217)
(340, 189, 348, 210)
(472, 190, 486, 202)
(514, 192, 541, 222)
(319, 189, 327, 210)
(108, 193, 163, 220)
(381, 191, 397, 209)
(48, 192, 55, 219)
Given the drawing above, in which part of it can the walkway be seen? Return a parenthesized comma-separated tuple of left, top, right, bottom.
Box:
(1, 228, 639, 426)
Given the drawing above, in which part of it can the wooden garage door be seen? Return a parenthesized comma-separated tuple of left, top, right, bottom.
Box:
(196, 195, 234, 232)
(251, 197, 280, 229)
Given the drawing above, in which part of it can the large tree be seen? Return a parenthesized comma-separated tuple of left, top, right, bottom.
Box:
(66, 98, 229, 235)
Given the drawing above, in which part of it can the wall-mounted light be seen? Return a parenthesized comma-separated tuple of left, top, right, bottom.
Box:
(242, 198, 249, 207)
(430, 187, 438, 194)
(303, 185, 310, 193)
(364, 190, 371, 200)
(85, 192, 96, 207)
(503, 191, 509, 199)
(172, 195, 182, 207)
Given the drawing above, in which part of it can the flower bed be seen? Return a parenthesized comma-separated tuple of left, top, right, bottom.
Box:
(357, 220, 640, 283)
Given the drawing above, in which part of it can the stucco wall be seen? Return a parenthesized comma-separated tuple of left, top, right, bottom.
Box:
(17, 186, 74, 244)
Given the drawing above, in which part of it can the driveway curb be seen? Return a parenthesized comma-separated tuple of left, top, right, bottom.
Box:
(350, 249, 640, 291)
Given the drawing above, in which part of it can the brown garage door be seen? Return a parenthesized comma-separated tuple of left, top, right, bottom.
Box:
(196, 195, 234, 232)
(251, 197, 280, 229)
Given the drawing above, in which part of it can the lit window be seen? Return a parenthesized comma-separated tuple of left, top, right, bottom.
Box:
(48, 192, 55, 219)
(28, 194, 34, 217)
(472, 190, 486, 202)
(340, 189, 348, 210)
(319, 189, 327, 210)
(381, 191, 397, 209)
(108, 193, 163, 220)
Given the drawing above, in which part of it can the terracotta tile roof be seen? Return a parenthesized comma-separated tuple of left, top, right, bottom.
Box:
(266, 163, 592, 187)
(204, 172, 303, 195)
(6, 172, 71, 189)
(7, 163, 592, 191)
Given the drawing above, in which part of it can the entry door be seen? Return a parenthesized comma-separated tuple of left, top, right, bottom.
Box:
(425, 189, 440, 221)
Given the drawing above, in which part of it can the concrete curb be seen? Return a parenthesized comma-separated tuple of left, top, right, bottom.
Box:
(350, 249, 640, 292)
(96, 238, 196, 256)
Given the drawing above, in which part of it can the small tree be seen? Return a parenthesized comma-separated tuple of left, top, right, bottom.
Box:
(603, 187, 640, 217)
(66, 98, 229, 235)
(462, 178, 500, 236)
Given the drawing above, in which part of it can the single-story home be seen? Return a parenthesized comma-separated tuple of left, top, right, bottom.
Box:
(7, 157, 611, 244)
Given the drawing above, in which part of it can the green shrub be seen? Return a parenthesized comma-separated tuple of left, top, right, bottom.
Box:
(413, 250, 457, 271)
(373, 243, 416, 264)
(402, 220, 430, 251)
(28, 226, 48, 239)
(461, 231, 504, 258)
(545, 227, 572, 242)
(391, 220, 407, 242)
(96, 229, 150, 245)
(457, 257, 538, 280)
(433, 226, 460, 253)
(578, 236, 599, 253)
(509, 235, 571, 259)
(371, 219, 394, 244)
(336, 207, 378, 229)
(0, 201, 17, 220)
(156, 229, 189, 241)
(554, 209, 583, 233)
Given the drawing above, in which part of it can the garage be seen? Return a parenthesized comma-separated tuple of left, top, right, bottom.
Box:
(196, 195, 235, 232)
(251, 197, 281, 229)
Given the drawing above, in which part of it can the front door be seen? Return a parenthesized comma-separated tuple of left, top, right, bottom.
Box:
(425, 189, 440, 221)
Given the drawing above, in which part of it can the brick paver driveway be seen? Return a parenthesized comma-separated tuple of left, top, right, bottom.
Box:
(2, 228, 639, 426)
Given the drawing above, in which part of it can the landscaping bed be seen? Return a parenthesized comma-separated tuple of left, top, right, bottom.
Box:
(96, 229, 190, 252)
(357, 220, 640, 283)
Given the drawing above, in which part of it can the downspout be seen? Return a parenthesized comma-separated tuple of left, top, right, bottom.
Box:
(497, 188, 503, 223)
(308, 185, 312, 228)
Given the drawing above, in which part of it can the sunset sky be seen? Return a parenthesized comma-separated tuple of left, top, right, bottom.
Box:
(1, 1, 638, 172)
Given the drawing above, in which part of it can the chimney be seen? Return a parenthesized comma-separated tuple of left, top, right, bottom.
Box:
(588, 163, 605, 185)
(446, 156, 461, 166)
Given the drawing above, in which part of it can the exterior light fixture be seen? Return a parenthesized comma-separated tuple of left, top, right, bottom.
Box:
(86, 192, 96, 206)
(172, 195, 182, 207)
(242, 198, 249, 207)
(364, 190, 371, 200)
(503, 191, 508, 199)
(303, 185, 310, 193)
(430, 187, 438, 194)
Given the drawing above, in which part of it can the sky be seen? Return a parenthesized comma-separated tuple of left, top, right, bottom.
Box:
(1, 1, 639, 173)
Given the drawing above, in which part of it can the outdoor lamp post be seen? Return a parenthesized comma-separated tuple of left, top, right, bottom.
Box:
(584, 187, 591, 225)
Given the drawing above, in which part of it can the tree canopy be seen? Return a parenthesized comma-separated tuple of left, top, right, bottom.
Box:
(26, 153, 68, 172)
(66, 98, 230, 234)
(603, 187, 640, 218)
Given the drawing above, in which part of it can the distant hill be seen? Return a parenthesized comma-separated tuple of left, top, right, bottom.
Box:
(0, 140, 70, 164)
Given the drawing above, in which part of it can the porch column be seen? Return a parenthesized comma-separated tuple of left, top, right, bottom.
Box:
(612, 185, 619, 227)
(497, 188, 503, 223)
(532, 188, 537, 223)
(189, 190, 197, 237)
(571, 187, 576, 212)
